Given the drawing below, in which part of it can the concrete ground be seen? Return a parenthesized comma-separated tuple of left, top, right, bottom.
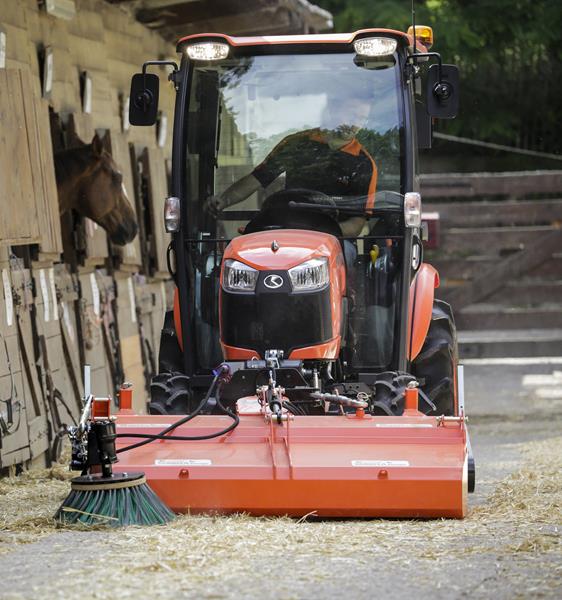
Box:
(0, 358, 561, 599)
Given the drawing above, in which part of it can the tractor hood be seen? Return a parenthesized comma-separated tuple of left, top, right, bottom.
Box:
(223, 229, 340, 271)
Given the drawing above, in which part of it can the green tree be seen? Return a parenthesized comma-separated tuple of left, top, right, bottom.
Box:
(316, 0, 562, 155)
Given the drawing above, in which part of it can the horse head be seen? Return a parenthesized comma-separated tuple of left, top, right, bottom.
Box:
(56, 134, 138, 246)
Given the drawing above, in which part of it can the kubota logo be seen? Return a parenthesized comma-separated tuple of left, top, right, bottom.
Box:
(263, 274, 284, 289)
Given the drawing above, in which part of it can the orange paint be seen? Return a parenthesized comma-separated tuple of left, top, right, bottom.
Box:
(408, 263, 439, 361)
(221, 230, 345, 361)
(114, 412, 468, 518)
(173, 287, 183, 351)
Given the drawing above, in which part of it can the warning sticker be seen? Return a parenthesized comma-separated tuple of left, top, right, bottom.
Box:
(352, 460, 410, 467)
(375, 423, 433, 429)
(154, 459, 212, 466)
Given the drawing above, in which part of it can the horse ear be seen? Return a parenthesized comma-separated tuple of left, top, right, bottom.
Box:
(91, 133, 104, 156)
(101, 131, 112, 154)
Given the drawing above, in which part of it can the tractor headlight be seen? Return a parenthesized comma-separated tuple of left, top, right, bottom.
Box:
(289, 257, 329, 292)
(223, 259, 258, 292)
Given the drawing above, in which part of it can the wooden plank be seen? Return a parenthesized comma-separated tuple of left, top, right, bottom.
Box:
(0, 1, 28, 28)
(136, 278, 166, 379)
(143, 146, 171, 275)
(420, 171, 562, 200)
(2, 22, 35, 72)
(54, 263, 83, 403)
(76, 269, 117, 399)
(425, 199, 562, 228)
(0, 70, 40, 245)
(10, 260, 51, 462)
(456, 306, 562, 330)
(430, 254, 562, 282)
(17, 70, 62, 255)
(0, 371, 31, 469)
(444, 230, 562, 310)
(77, 270, 106, 371)
(114, 273, 147, 410)
(439, 225, 560, 255)
(485, 280, 562, 305)
(459, 329, 562, 359)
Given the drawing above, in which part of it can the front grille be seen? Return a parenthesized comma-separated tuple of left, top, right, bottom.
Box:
(220, 271, 332, 356)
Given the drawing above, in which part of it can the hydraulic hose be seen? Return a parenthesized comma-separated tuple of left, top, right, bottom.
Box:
(115, 365, 238, 454)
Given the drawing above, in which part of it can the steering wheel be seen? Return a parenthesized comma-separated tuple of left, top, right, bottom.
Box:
(244, 189, 343, 236)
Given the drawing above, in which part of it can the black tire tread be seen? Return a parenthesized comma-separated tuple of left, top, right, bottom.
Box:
(412, 299, 458, 416)
(149, 370, 192, 415)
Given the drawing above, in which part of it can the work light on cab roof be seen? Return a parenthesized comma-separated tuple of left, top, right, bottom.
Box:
(353, 37, 397, 57)
(186, 41, 229, 61)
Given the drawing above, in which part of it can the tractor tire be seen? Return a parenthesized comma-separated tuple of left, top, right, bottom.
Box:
(149, 371, 192, 415)
(411, 299, 458, 416)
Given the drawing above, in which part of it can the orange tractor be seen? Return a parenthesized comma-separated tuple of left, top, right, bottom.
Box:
(113, 26, 473, 517)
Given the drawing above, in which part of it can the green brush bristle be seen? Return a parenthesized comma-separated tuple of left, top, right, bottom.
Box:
(55, 476, 175, 527)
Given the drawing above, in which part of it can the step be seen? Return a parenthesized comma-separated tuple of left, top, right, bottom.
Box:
(455, 304, 562, 330)
(441, 280, 562, 305)
(425, 199, 562, 228)
(428, 253, 562, 281)
(439, 225, 558, 254)
(458, 329, 562, 359)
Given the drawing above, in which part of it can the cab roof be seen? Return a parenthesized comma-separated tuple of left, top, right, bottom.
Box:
(176, 29, 416, 52)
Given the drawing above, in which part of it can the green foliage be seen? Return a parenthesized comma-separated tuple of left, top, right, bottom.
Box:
(315, 0, 562, 154)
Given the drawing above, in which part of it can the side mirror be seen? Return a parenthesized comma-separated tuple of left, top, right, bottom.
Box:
(426, 64, 459, 119)
(129, 73, 159, 126)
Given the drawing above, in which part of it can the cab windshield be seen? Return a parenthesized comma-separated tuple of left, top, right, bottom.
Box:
(185, 50, 404, 239)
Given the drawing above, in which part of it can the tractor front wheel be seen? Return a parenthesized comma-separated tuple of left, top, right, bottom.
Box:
(411, 299, 458, 416)
(149, 372, 192, 415)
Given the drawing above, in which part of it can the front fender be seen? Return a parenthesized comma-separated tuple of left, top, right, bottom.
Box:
(408, 263, 439, 361)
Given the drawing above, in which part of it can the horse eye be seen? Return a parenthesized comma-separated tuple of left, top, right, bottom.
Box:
(112, 171, 123, 185)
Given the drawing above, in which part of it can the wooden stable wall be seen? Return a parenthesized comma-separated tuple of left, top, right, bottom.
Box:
(0, 0, 178, 470)
(423, 173, 562, 358)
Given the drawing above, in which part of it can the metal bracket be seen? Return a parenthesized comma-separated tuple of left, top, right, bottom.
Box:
(142, 60, 179, 91)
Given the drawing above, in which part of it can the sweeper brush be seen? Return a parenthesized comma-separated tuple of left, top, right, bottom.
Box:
(55, 473, 174, 526)
(55, 370, 174, 527)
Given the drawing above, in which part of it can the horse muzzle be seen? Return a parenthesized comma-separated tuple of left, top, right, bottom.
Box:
(111, 220, 138, 245)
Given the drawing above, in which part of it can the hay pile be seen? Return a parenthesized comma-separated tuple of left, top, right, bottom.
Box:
(0, 436, 560, 598)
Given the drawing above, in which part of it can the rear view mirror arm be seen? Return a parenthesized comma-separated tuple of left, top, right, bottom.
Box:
(142, 60, 180, 90)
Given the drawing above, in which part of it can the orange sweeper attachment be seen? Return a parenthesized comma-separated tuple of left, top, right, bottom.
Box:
(61, 27, 474, 522)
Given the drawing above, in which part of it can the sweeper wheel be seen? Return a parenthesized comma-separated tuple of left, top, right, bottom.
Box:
(149, 371, 192, 415)
(412, 299, 458, 416)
